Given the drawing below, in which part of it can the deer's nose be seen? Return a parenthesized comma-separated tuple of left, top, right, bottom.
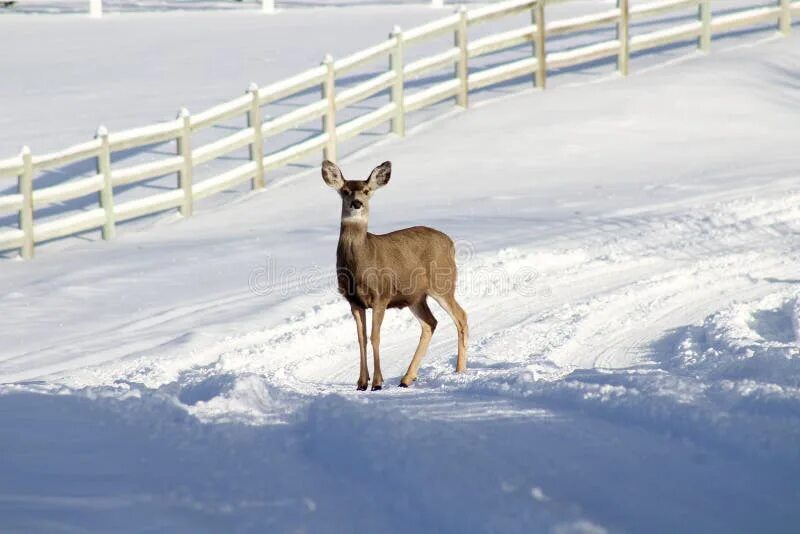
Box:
(351, 200, 363, 210)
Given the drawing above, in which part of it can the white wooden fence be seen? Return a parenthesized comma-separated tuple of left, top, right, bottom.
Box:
(0, 0, 796, 259)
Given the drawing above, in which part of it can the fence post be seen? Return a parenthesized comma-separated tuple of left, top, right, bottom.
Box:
(247, 83, 266, 190)
(89, 0, 102, 18)
(18, 146, 34, 260)
(617, 0, 630, 76)
(390, 26, 406, 137)
(95, 125, 115, 240)
(779, 0, 791, 35)
(698, 0, 711, 52)
(322, 55, 338, 163)
(176, 108, 193, 217)
(455, 6, 469, 108)
(262, 0, 275, 14)
(533, 0, 547, 89)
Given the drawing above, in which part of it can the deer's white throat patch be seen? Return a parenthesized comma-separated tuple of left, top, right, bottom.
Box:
(342, 209, 367, 223)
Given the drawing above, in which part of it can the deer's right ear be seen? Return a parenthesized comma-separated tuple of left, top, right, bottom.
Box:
(321, 160, 344, 190)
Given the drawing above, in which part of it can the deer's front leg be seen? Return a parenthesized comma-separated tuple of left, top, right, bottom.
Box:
(370, 303, 387, 391)
(351, 304, 369, 391)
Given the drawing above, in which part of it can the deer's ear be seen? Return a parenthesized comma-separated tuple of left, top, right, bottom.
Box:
(321, 160, 344, 190)
(367, 161, 391, 188)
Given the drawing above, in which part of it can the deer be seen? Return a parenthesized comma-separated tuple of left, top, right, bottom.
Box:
(322, 160, 468, 391)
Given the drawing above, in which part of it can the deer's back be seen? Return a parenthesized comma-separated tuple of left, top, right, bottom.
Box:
(371, 225, 455, 268)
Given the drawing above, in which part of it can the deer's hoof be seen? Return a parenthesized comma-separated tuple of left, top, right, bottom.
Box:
(399, 375, 417, 388)
(356, 384, 368, 391)
(371, 385, 382, 391)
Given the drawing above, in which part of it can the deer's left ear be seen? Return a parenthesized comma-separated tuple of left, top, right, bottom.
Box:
(368, 161, 391, 188)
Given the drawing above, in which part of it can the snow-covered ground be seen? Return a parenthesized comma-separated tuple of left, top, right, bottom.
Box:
(2, 5, 800, 533)
(4, 0, 478, 14)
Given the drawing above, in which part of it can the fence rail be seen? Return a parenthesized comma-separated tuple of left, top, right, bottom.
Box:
(1, 0, 797, 259)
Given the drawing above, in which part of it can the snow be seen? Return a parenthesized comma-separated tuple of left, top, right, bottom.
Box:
(1, 3, 800, 533)
(7, 0, 471, 14)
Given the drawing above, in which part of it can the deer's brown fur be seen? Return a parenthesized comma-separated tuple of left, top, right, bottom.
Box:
(322, 160, 468, 390)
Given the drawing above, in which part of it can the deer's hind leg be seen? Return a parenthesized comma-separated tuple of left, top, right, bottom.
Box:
(430, 292, 468, 373)
(400, 297, 438, 388)
(351, 304, 369, 391)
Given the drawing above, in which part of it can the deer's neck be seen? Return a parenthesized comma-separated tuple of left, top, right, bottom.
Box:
(337, 220, 369, 267)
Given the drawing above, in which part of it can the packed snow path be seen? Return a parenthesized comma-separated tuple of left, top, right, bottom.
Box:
(1, 31, 800, 533)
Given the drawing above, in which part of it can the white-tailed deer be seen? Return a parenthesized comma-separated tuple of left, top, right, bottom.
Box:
(322, 160, 468, 391)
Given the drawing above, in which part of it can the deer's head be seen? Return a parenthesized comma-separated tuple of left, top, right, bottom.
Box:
(322, 160, 391, 225)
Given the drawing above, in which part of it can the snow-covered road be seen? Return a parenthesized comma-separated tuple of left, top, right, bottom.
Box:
(1, 22, 799, 533)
